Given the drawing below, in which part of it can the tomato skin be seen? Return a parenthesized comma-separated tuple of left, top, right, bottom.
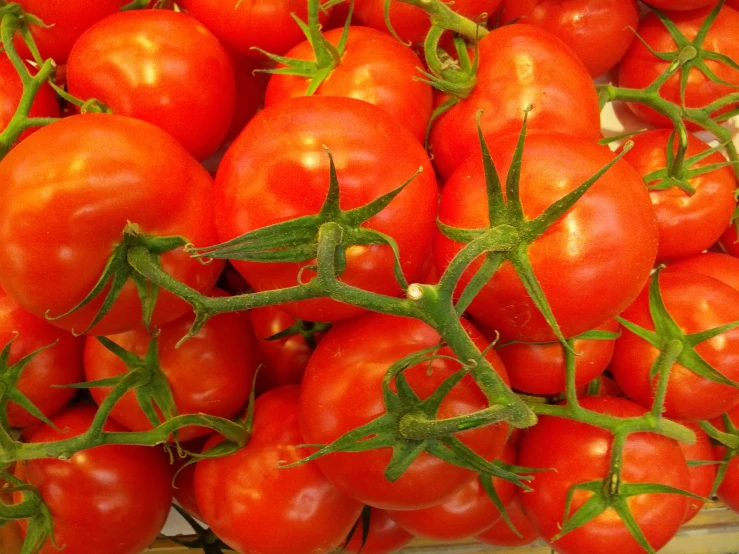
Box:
(678, 421, 716, 522)
(0, 114, 223, 336)
(667, 251, 739, 293)
(343, 509, 414, 554)
(711, 405, 739, 513)
(429, 24, 600, 181)
(720, 223, 739, 258)
(611, 272, 739, 421)
(434, 132, 658, 343)
(475, 493, 538, 547)
(619, 7, 739, 128)
(265, 26, 432, 144)
(215, 96, 438, 322)
(0, 288, 84, 429)
(502, 0, 639, 77)
(195, 386, 363, 554)
(225, 54, 266, 142)
(643, 0, 717, 8)
(519, 396, 690, 554)
(386, 442, 517, 540)
(83, 289, 259, 442)
(299, 313, 509, 510)
(13, 404, 174, 554)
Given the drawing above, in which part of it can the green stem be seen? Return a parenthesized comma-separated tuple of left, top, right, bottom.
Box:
(395, 0, 488, 41)
(650, 339, 683, 418)
(398, 403, 516, 440)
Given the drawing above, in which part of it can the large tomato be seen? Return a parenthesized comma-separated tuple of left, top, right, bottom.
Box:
(195, 386, 363, 554)
(667, 251, 739, 292)
(429, 24, 601, 181)
(299, 313, 510, 510)
(13, 404, 174, 554)
(434, 131, 658, 342)
(519, 396, 691, 554)
(0, 114, 223, 336)
(66, 10, 236, 161)
(215, 96, 438, 322)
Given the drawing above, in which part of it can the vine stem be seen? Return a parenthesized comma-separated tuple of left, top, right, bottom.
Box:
(395, 0, 489, 41)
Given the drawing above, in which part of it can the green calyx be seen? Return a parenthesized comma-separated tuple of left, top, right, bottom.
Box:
(0, 474, 57, 554)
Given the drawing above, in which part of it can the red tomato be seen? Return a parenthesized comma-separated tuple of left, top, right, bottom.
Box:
(620, 129, 736, 261)
(215, 96, 438, 322)
(668, 251, 739, 293)
(195, 386, 363, 554)
(429, 24, 601, 181)
(712, 404, 739, 513)
(643, 0, 717, 8)
(66, 11, 236, 161)
(343, 509, 414, 554)
(475, 493, 539, 547)
(611, 271, 739, 421)
(720, 223, 739, 257)
(434, 132, 658, 342)
(678, 421, 716, 522)
(0, 114, 224, 336)
(83, 289, 259, 442)
(299, 313, 509, 510)
(264, 26, 432, 144)
(502, 0, 639, 77)
(172, 456, 203, 521)
(181, 0, 330, 58)
(619, 6, 739, 128)
(519, 396, 691, 554)
(0, 288, 84, 429)
(0, 57, 60, 145)
(386, 442, 517, 540)
(13, 404, 174, 554)
(225, 54, 266, 142)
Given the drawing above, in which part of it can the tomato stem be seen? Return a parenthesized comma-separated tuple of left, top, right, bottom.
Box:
(395, 0, 489, 42)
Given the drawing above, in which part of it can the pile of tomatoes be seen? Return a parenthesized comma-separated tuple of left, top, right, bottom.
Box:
(1, 1, 739, 554)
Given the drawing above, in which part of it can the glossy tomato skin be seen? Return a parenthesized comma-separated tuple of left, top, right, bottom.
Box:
(519, 396, 690, 554)
(679, 421, 716, 522)
(386, 442, 517, 540)
(475, 493, 539, 547)
(14, 404, 174, 554)
(667, 251, 739, 293)
(0, 114, 223, 336)
(611, 272, 739, 421)
(343, 509, 414, 554)
(265, 26, 432, 144)
(502, 0, 639, 77)
(644, 0, 717, 8)
(429, 24, 600, 181)
(621, 129, 736, 261)
(84, 289, 259, 442)
(619, 7, 739, 128)
(299, 313, 509, 510)
(215, 96, 438, 322)
(720, 223, 739, 257)
(195, 386, 363, 554)
(434, 132, 658, 343)
(0, 288, 84, 429)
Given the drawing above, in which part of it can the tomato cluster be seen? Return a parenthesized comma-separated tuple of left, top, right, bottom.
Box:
(1, 1, 739, 554)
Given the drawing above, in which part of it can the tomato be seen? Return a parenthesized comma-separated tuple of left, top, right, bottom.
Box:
(181, 0, 330, 58)
(215, 96, 438, 322)
(264, 26, 432, 144)
(195, 386, 363, 554)
(618, 6, 739, 128)
(0, 288, 84, 429)
(678, 421, 716, 522)
(428, 24, 601, 181)
(66, 11, 235, 161)
(502, 0, 639, 77)
(620, 129, 736, 261)
(0, 57, 60, 145)
(475, 493, 539, 547)
(172, 455, 203, 521)
(497, 319, 618, 396)
(0, 114, 224, 336)
(299, 313, 509, 510)
(386, 442, 517, 540)
(83, 288, 259, 442)
(643, 0, 717, 8)
(343, 509, 414, 554)
(13, 404, 174, 554)
(519, 396, 690, 554)
(667, 251, 739, 292)
(434, 131, 658, 342)
(720, 223, 739, 257)
(225, 54, 267, 143)
(711, 404, 739, 513)
(353, 0, 502, 47)
(611, 271, 739, 421)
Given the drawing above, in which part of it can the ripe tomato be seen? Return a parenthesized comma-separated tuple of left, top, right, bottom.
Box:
(0, 114, 223, 336)
(678, 421, 716, 522)
(215, 96, 438, 322)
(343, 509, 414, 554)
(0, 288, 84, 429)
(712, 404, 739, 513)
(619, 6, 739, 128)
(720, 223, 739, 257)
(501, 0, 639, 77)
(434, 132, 658, 342)
(429, 24, 601, 181)
(667, 251, 739, 293)
(519, 396, 691, 554)
(195, 386, 363, 554)
(83, 289, 259, 442)
(66, 10, 236, 161)
(386, 442, 517, 540)
(643, 0, 717, 8)
(13, 404, 174, 554)
(264, 26, 432, 144)
(611, 271, 739, 421)
(299, 313, 510, 510)
(475, 493, 538, 547)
